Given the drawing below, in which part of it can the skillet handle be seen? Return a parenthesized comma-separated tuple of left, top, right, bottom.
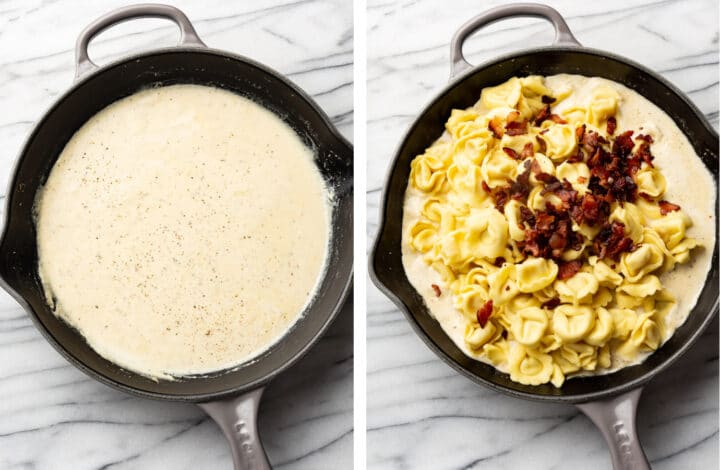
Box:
(199, 388, 272, 470)
(75, 3, 206, 80)
(576, 388, 651, 470)
(450, 3, 581, 79)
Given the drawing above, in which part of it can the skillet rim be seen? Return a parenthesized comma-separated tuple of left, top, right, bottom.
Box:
(0, 45, 354, 403)
(369, 44, 719, 404)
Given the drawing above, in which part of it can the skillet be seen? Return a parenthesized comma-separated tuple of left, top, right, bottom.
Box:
(0, 4, 353, 469)
(370, 4, 718, 469)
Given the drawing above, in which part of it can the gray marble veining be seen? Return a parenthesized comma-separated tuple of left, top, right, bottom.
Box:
(0, 1, 352, 469)
(367, 0, 718, 468)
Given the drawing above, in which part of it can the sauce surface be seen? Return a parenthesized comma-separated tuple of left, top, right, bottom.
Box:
(402, 74, 715, 377)
(36, 84, 330, 380)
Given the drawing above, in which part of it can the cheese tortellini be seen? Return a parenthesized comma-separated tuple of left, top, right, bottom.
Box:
(404, 75, 702, 387)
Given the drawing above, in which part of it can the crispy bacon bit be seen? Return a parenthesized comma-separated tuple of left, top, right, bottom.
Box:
(477, 300, 493, 328)
(548, 114, 568, 124)
(481, 181, 491, 193)
(567, 148, 585, 163)
(489, 117, 504, 138)
(541, 95, 556, 104)
(535, 212, 555, 231)
(519, 205, 535, 225)
(534, 104, 551, 126)
(638, 192, 655, 202)
(635, 141, 654, 168)
(612, 130, 634, 158)
(659, 200, 681, 215)
(593, 221, 634, 260)
(521, 142, 535, 159)
(606, 117, 617, 135)
(493, 187, 510, 211)
(530, 158, 557, 183)
(505, 120, 528, 136)
(503, 147, 520, 160)
(576, 124, 586, 142)
(481, 109, 665, 263)
(557, 260, 582, 280)
(506, 110, 520, 123)
(431, 284, 441, 297)
(536, 135, 547, 153)
(493, 257, 506, 267)
(542, 297, 561, 309)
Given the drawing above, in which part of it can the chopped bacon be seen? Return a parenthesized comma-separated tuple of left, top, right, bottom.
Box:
(606, 117, 617, 135)
(576, 124, 586, 142)
(506, 110, 520, 123)
(567, 148, 585, 163)
(593, 221, 634, 260)
(536, 135, 547, 153)
(481, 181, 491, 193)
(542, 297, 561, 309)
(549, 114, 568, 124)
(493, 257, 506, 267)
(431, 284, 441, 297)
(534, 104, 551, 126)
(505, 120, 528, 136)
(535, 212, 555, 231)
(477, 300, 493, 328)
(659, 200, 681, 215)
(481, 110, 665, 263)
(635, 141, 654, 168)
(493, 187, 510, 211)
(488, 117, 504, 138)
(612, 130, 634, 158)
(503, 147, 520, 160)
(521, 142, 535, 159)
(519, 205, 535, 225)
(541, 95, 556, 104)
(557, 260, 582, 280)
(509, 165, 532, 200)
(581, 129, 606, 155)
(530, 158, 557, 183)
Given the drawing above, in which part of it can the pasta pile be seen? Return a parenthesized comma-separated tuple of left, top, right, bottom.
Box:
(406, 76, 698, 387)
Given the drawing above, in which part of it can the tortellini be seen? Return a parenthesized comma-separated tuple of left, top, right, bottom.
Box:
(515, 257, 558, 293)
(510, 307, 548, 346)
(543, 124, 577, 161)
(405, 75, 703, 388)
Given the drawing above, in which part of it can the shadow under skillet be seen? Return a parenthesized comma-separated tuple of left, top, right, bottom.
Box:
(636, 314, 718, 464)
(259, 292, 354, 466)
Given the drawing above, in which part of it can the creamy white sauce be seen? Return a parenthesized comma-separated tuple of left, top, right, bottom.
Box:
(402, 74, 715, 377)
(36, 84, 330, 380)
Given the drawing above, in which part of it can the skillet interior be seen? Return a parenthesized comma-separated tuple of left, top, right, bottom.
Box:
(371, 47, 718, 403)
(0, 48, 353, 401)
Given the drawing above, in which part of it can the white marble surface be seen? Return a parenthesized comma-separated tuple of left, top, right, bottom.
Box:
(367, 0, 718, 469)
(0, 1, 352, 469)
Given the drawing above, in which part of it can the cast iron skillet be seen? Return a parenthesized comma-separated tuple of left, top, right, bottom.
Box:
(370, 4, 718, 469)
(0, 4, 352, 470)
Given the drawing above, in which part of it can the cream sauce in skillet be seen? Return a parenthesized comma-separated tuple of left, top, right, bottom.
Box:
(36, 84, 330, 380)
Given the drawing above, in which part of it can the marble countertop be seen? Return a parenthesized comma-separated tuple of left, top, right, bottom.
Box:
(0, 1, 352, 469)
(367, 0, 718, 469)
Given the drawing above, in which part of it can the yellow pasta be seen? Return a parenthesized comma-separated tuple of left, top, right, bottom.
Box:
(404, 75, 703, 387)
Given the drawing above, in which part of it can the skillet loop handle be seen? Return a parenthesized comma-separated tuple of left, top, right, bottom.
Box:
(199, 387, 271, 470)
(576, 388, 651, 470)
(75, 3, 206, 81)
(450, 3, 581, 79)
